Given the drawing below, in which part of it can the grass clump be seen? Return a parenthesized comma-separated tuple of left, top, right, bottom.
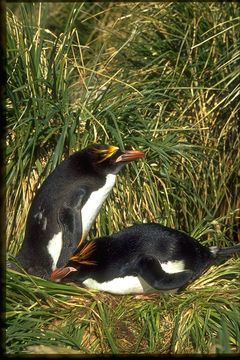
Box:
(6, 2, 240, 355)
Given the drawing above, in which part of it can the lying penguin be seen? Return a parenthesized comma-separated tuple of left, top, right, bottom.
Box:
(11, 144, 144, 278)
(50, 223, 240, 294)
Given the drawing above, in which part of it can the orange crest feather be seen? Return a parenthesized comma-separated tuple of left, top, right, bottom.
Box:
(70, 241, 97, 266)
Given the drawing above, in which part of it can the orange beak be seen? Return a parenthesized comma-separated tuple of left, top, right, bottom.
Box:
(115, 150, 145, 163)
(50, 266, 77, 281)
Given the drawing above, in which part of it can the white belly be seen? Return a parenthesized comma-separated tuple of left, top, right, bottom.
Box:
(81, 174, 116, 239)
(82, 260, 186, 295)
(83, 275, 154, 295)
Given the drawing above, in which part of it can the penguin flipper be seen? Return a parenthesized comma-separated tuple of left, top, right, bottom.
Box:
(136, 255, 193, 291)
(57, 188, 86, 266)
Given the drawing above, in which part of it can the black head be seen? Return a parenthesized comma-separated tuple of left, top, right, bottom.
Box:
(83, 144, 144, 175)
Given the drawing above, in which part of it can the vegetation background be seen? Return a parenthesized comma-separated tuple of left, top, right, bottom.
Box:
(6, 2, 240, 355)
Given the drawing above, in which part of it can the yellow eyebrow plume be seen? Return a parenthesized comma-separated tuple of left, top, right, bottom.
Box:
(70, 241, 97, 265)
(95, 145, 119, 163)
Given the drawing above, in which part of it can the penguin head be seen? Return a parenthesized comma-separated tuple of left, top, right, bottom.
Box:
(50, 240, 95, 282)
(85, 144, 144, 175)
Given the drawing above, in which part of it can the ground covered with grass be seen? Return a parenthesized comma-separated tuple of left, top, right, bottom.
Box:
(6, 2, 240, 355)
(6, 260, 240, 355)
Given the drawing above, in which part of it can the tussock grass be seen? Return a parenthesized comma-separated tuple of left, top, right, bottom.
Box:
(6, 261, 240, 355)
(6, 2, 240, 355)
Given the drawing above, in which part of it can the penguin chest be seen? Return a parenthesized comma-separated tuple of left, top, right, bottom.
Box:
(45, 175, 116, 272)
(81, 174, 116, 238)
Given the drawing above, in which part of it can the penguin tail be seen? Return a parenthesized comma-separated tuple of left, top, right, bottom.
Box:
(210, 244, 240, 259)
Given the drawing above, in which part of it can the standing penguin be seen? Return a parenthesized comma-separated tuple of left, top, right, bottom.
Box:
(13, 144, 144, 278)
(50, 223, 240, 294)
